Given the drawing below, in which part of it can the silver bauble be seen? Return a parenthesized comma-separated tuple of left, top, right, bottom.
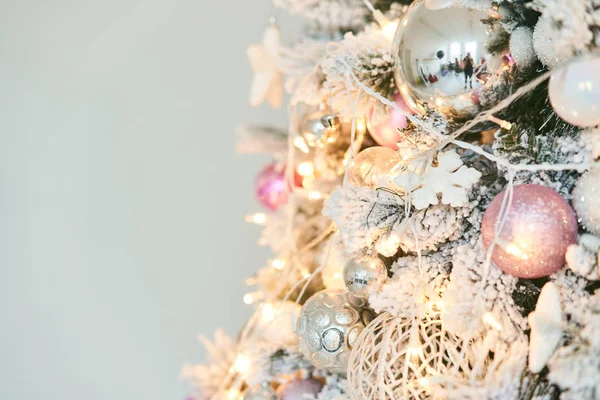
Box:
(393, 0, 507, 115)
(296, 289, 375, 373)
(301, 112, 341, 147)
(573, 168, 600, 236)
(343, 254, 387, 298)
(243, 383, 277, 400)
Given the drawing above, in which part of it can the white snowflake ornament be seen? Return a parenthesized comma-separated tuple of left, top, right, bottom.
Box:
(393, 149, 481, 210)
(528, 282, 564, 373)
(247, 24, 283, 108)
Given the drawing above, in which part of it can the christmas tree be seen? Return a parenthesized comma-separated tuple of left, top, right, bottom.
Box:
(183, 0, 600, 399)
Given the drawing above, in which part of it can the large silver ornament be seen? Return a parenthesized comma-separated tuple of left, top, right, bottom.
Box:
(343, 254, 387, 298)
(297, 289, 375, 373)
(392, 0, 507, 115)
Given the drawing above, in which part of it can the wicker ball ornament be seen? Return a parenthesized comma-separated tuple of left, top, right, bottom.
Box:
(347, 311, 468, 399)
(296, 289, 376, 373)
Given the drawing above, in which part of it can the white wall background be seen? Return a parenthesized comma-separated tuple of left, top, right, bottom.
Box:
(0, 1, 300, 399)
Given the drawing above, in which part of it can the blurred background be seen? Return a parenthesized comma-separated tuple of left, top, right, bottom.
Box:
(0, 1, 299, 399)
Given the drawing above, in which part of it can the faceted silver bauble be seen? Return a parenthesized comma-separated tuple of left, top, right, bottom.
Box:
(243, 383, 277, 400)
(297, 289, 375, 373)
(343, 254, 387, 298)
(393, 0, 507, 115)
(573, 168, 600, 236)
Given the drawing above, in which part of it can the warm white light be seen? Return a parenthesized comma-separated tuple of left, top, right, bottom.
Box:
(233, 354, 251, 374)
(246, 213, 266, 225)
(482, 312, 502, 331)
(261, 303, 276, 323)
(419, 377, 430, 386)
(356, 117, 367, 133)
(376, 234, 401, 255)
(382, 21, 398, 40)
(308, 191, 323, 200)
(271, 259, 285, 270)
(227, 388, 241, 400)
(297, 161, 315, 177)
(294, 136, 310, 153)
(243, 293, 254, 305)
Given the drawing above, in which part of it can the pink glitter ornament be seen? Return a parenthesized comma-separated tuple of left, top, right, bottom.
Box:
(481, 184, 578, 278)
(255, 163, 301, 211)
(276, 378, 324, 400)
(367, 94, 410, 150)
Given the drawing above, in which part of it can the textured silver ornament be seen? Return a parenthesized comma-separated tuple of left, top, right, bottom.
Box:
(243, 383, 277, 400)
(343, 254, 387, 298)
(573, 168, 600, 236)
(393, 0, 507, 115)
(297, 289, 375, 373)
(510, 26, 535, 67)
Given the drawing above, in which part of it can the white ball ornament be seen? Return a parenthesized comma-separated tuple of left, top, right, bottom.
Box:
(510, 27, 536, 67)
(573, 168, 600, 236)
(296, 289, 375, 373)
(549, 56, 600, 127)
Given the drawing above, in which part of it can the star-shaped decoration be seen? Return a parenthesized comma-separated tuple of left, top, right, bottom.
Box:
(393, 149, 481, 210)
(528, 282, 564, 373)
(247, 23, 283, 109)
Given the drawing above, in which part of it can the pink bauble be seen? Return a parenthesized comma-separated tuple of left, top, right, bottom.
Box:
(481, 184, 578, 278)
(277, 378, 324, 400)
(471, 88, 481, 105)
(255, 163, 301, 211)
(367, 94, 410, 150)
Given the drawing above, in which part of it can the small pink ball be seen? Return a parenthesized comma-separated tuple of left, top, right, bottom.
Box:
(255, 163, 301, 211)
(277, 378, 324, 400)
(367, 94, 410, 150)
(471, 88, 481, 105)
(481, 184, 578, 278)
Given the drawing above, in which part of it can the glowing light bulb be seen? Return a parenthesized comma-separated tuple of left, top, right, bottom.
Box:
(382, 21, 398, 40)
(246, 213, 266, 225)
(356, 117, 367, 133)
(261, 303, 276, 323)
(297, 161, 314, 177)
(419, 377, 430, 386)
(271, 259, 285, 270)
(243, 293, 254, 305)
(227, 388, 241, 400)
(294, 136, 310, 153)
(376, 234, 401, 256)
(234, 354, 251, 374)
(308, 191, 323, 200)
(482, 312, 502, 331)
